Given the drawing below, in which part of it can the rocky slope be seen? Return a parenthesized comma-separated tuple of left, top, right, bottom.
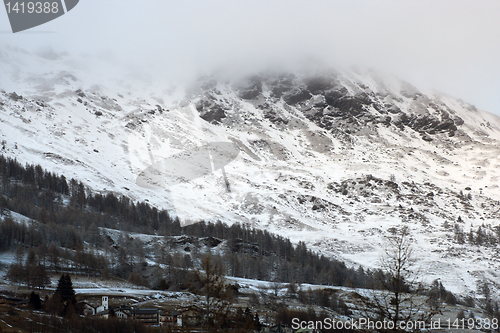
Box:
(1, 46, 500, 298)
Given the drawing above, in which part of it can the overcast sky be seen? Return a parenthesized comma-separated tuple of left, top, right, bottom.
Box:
(1, 0, 499, 114)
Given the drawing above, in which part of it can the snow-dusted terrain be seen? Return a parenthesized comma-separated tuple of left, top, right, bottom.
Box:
(1, 45, 500, 299)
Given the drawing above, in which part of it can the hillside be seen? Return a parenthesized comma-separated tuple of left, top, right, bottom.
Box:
(1, 45, 500, 299)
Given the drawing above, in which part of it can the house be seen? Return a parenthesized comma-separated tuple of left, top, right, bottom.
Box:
(95, 308, 112, 319)
(93, 301, 162, 325)
(264, 323, 293, 333)
(133, 308, 161, 325)
(111, 305, 134, 318)
(177, 305, 204, 327)
(75, 302, 95, 316)
(5, 297, 26, 306)
(94, 306, 132, 319)
(115, 309, 130, 319)
(159, 309, 179, 327)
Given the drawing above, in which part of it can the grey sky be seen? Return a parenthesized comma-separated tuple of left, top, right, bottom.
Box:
(1, 0, 499, 114)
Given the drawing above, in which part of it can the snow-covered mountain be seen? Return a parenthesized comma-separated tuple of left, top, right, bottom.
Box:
(1, 46, 500, 299)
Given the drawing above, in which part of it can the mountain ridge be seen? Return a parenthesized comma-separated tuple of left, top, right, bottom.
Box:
(1, 47, 500, 298)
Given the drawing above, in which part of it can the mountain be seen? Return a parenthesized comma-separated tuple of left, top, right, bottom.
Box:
(1, 45, 500, 299)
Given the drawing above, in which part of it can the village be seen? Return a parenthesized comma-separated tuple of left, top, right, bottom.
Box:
(0, 288, 320, 333)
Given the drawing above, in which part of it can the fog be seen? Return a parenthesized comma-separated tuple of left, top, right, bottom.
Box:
(1, 0, 499, 114)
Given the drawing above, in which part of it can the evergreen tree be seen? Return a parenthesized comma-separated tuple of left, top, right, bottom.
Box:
(56, 273, 76, 304)
(29, 291, 42, 310)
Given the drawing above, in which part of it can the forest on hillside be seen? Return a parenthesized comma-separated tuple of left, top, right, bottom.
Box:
(3, 154, 496, 333)
(0, 154, 383, 289)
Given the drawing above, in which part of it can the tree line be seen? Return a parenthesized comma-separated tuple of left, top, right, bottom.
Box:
(0, 153, 388, 289)
(2, 154, 485, 332)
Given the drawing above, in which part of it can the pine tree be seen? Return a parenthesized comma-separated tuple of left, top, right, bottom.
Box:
(29, 291, 42, 310)
(56, 273, 76, 304)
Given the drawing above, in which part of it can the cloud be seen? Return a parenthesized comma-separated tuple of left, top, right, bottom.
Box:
(1, 0, 499, 113)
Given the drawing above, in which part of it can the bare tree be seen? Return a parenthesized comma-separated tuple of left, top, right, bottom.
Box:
(271, 280, 283, 297)
(192, 254, 233, 332)
(361, 226, 440, 332)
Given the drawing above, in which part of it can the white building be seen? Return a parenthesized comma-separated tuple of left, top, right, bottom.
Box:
(95, 296, 109, 314)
